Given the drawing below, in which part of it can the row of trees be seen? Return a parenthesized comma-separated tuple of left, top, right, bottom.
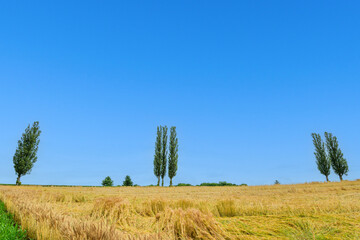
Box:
(10, 122, 351, 186)
(102, 175, 133, 186)
(11, 122, 180, 186)
(154, 126, 179, 186)
(312, 132, 349, 181)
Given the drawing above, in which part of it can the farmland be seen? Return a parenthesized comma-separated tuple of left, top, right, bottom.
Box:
(0, 180, 360, 240)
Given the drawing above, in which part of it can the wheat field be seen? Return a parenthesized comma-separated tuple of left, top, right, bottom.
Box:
(0, 180, 359, 240)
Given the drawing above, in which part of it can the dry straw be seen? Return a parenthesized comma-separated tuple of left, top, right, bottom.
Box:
(1, 180, 360, 239)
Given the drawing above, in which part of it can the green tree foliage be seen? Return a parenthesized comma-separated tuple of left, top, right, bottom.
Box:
(274, 180, 280, 185)
(168, 126, 178, 186)
(160, 126, 168, 187)
(154, 126, 162, 186)
(13, 121, 41, 185)
(102, 176, 113, 186)
(123, 175, 133, 186)
(312, 133, 331, 181)
(325, 132, 349, 181)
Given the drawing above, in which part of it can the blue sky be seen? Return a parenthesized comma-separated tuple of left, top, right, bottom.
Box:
(0, 1, 359, 186)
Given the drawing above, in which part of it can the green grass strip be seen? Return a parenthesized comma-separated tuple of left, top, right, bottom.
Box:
(0, 201, 28, 240)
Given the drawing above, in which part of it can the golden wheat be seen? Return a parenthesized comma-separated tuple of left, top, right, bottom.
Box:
(1, 180, 360, 239)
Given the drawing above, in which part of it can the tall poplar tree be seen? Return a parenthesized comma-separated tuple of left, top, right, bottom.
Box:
(324, 132, 349, 181)
(311, 133, 331, 181)
(13, 121, 41, 185)
(168, 126, 178, 186)
(160, 126, 168, 187)
(154, 126, 162, 186)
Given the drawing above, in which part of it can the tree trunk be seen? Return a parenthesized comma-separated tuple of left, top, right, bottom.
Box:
(326, 175, 329, 182)
(170, 178, 173, 187)
(16, 176, 21, 185)
(161, 178, 164, 187)
(339, 175, 343, 181)
(157, 177, 160, 186)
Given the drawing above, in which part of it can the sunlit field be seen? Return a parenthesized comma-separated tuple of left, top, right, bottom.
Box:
(0, 180, 359, 240)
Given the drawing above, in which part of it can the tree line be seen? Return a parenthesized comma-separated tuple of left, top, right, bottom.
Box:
(10, 122, 180, 186)
(10, 121, 352, 186)
(153, 126, 179, 186)
(312, 132, 349, 181)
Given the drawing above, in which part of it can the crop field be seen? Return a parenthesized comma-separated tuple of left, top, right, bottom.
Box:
(0, 180, 360, 240)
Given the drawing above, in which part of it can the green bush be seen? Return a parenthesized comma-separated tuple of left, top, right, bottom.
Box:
(176, 183, 192, 186)
(199, 181, 239, 186)
(102, 176, 114, 186)
(123, 175, 133, 186)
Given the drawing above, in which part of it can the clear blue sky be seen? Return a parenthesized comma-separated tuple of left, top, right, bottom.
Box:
(0, 1, 359, 186)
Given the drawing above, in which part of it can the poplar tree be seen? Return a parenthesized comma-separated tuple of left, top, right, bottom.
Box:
(13, 121, 41, 185)
(154, 126, 162, 186)
(168, 126, 178, 186)
(160, 126, 168, 187)
(312, 133, 331, 181)
(324, 132, 349, 181)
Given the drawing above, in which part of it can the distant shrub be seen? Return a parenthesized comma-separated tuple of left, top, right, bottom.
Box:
(218, 181, 237, 186)
(199, 181, 237, 186)
(102, 176, 114, 187)
(123, 175, 133, 186)
(176, 183, 192, 186)
(274, 180, 280, 185)
(199, 183, 218, 186)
